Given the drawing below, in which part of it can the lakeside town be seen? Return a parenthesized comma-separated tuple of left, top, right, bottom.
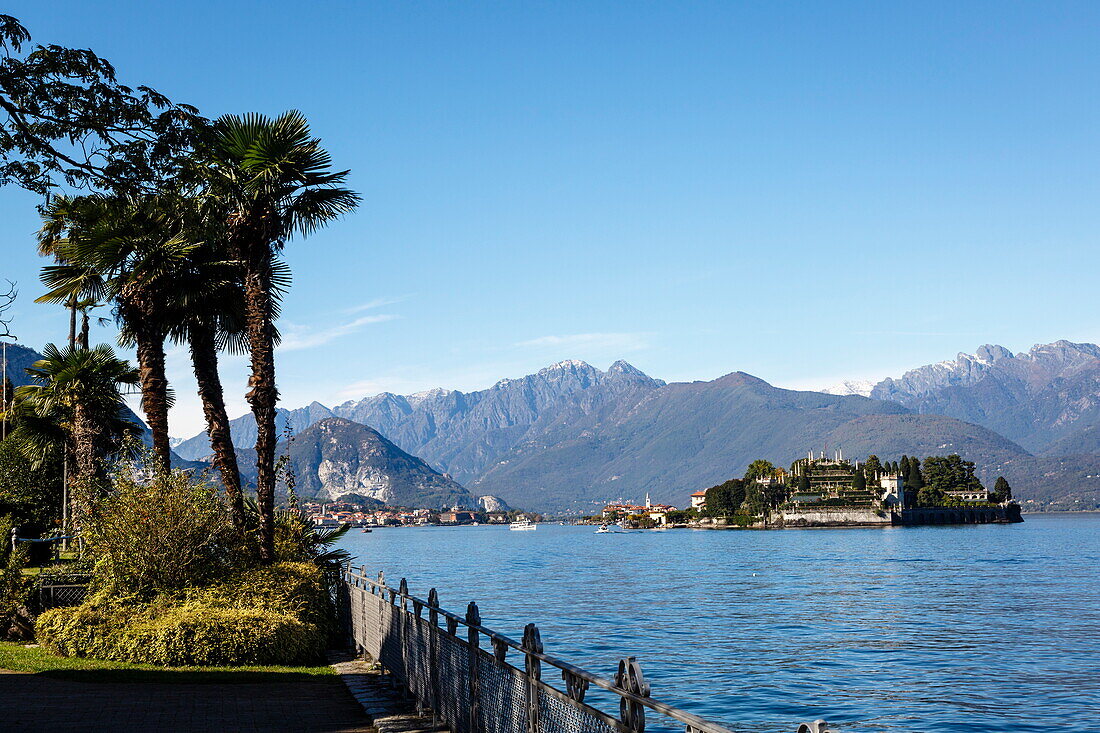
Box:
(304, 449, 1022, 530)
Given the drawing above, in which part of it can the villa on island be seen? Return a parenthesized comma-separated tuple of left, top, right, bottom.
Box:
(601, 493, 679, 525)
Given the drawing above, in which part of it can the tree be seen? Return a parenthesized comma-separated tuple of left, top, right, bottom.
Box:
(923, 454, 983, 495)
(0, 280, 14, 339)
(0, 14, 201, 196)
(797, 474, 810, 492)
(853, 469, 867, 491)
(14, 344, 139, 513)
(907, 457, 924, 491)
(863, 455, 883, 482)
(167, 249, 272, 531)
(917, 485, 945, 507)
(992, 476, 1012, 503)
(199, 111, 359, 561)
(37, 194, 200, 470)
(704, 479, 745, 517)
(743, 459, 775, 482)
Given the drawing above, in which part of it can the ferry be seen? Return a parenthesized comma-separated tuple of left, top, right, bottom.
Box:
(509, 517, 536, 531)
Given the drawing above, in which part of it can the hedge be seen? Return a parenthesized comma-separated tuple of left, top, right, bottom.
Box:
(36, 562, 327, 666)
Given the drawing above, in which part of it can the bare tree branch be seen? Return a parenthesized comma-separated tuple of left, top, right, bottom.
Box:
(0, 279, 16, 338)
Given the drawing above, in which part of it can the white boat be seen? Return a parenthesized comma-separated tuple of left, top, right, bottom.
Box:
(509, 517, 536, 531)
(595, 525, 612, 533)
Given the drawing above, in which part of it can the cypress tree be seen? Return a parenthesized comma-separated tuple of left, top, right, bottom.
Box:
(853, 469, 867, 491)
(908, 457, 924, 491)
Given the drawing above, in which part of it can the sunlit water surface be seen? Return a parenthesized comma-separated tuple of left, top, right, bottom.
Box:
(338, 513, 1100, 732)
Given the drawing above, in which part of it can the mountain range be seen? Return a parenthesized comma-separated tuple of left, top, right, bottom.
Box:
(173, 341, 1100, 513)
(9, 339, 1098, 513)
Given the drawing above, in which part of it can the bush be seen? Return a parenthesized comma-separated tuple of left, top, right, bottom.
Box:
(37, 562, 327, 666)
(0, 514, 32, 639)
(84, 465, 239, 596)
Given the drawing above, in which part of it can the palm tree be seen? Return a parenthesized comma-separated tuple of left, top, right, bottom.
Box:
(37, 194, 197, 471)
(15, 343, 139, 513)
(166, 248, 286, 531)
(199, 111, 359, 561)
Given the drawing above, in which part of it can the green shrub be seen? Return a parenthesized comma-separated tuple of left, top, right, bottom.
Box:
(84, 465, 239, 597)
(36, 562, 327, 666)
(0, 514, 32, 639)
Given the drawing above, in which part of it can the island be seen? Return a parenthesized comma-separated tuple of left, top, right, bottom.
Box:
(592, 450, 1022, 529)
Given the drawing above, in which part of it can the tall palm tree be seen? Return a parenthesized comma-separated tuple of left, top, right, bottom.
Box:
(166, 248, 289, 531)
(37, 194, 196, 471)
(15, 343, 139, 512)
(200, 111, 359, 561)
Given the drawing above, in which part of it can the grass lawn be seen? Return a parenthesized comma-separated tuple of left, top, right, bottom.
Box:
(0, 641, 337, 683)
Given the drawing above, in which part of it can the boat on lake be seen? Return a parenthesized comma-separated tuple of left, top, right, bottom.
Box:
(509, 517, 536, 531)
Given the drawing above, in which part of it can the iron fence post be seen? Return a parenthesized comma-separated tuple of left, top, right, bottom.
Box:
(398, 578, 410, 697)
(616, 656, 650, 732)
(428, 588, 441, 725)
(523, 623, 543, 733)
(466, 602, 482, 732)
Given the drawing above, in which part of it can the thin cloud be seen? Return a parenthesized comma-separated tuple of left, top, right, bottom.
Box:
(279, 313, 398, 352)
(516, 332, 650, 352)
(344, 295, 410, 314)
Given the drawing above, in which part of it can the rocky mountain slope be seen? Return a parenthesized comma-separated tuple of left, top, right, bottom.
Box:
(869, 340, 1100, 454)
(176, 359, 665, 481)
(277, 417, 472, 507)
(175, 348, 1100, 513)
(468, 372, 1030, 512)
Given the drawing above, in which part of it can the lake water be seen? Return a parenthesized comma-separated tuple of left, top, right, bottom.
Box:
(338, 513, 1100, 732)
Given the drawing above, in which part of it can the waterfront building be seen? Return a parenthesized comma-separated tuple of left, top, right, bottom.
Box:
(690, 490, 707, 509)
(879, 474, 904, 508)
(946, 487, 991, 502)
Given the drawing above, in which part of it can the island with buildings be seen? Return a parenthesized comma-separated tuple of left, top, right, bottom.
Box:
(595, 450, 1022, 529)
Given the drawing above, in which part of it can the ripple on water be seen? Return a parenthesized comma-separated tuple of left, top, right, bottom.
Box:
(340, 515, 1100, 733)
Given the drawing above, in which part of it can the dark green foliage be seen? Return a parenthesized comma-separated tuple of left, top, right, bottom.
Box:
(916, 485, 946, 507)
(663, 509, 697, 524)
(853, 469, 866, 491)
(863, 455, 883, 480)
(0, 14, 202, 195)
(0, 439, 61, 531)
(0, 514, 31, 636)
(992, 476, 1013, 503)
(906, 457, 924, 491)
(922, 454, 984, 495)
(704, 478, 746, 517)
(743, 459, 775, 482)
(797, 474, 810, 492)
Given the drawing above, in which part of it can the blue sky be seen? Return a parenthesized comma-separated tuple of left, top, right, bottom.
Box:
(3, 1, 1100, 437)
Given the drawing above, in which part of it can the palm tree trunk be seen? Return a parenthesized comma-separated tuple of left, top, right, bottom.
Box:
(188, 327, 245, 529)
(134, 328, 172, 472)
(242, 261, 279, 562)
(79, 311, 89, 350)
(68, 297, 77, 348)
(71, 402, 98, 518)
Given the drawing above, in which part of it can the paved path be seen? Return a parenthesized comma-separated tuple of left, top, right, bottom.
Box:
(329, 654, 447, 733)
(0, 669, 374, 732)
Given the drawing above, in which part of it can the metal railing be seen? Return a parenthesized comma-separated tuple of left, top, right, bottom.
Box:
(32, 573, 91, 614)
(342, 565, 834, 733)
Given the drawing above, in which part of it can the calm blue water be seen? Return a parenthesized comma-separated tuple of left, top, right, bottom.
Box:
(339, 514, 1100, 733)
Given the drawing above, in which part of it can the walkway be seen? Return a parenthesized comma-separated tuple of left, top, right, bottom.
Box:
(0, 669, 374, 732)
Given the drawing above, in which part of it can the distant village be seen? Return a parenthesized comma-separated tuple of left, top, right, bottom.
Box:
(305, 449, 1020, 529)
(304, 501, 536, 528)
